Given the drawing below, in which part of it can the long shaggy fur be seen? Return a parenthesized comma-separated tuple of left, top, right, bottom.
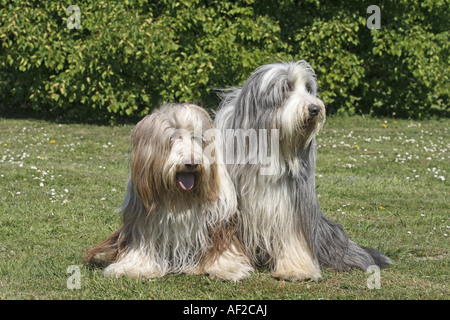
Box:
(85, 104, 253, 281)
(215, 61, 391, 281)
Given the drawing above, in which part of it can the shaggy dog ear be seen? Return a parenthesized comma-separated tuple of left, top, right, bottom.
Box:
(129, 114, 167, 207)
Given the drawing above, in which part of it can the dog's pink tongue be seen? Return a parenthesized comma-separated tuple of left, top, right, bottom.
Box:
(177, 173, 195, 190)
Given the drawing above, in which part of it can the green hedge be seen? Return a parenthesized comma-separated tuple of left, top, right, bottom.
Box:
(255, 0, 449, 117)
(0, 0, 448, 122)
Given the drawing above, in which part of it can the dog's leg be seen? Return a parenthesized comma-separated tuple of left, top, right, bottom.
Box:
(271, 233, 321, 282)
(202, 243, 254, 282)
(84, 228, 122, 268)
(104, 248, 164, 280)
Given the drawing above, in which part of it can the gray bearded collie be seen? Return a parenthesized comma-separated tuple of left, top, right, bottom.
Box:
(215, 61, 391, 281)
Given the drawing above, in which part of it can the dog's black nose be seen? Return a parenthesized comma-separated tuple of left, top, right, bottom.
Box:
(308, 105, 320, 117)
(184, 164, 198, 170)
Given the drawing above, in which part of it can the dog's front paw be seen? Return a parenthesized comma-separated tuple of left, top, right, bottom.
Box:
(207, 261, 254, 282)
(272, 254, 321, 282)
(203, 249, 254, 282)
(104, 262, 163, 280)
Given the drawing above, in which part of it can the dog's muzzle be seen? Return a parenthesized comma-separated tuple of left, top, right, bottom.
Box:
(176, 164, 199, 191)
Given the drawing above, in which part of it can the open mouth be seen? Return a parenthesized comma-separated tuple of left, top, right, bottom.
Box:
(176, 172, 195, 190)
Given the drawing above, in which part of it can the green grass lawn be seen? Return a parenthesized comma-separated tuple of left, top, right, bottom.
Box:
(0, 115, 448, 300)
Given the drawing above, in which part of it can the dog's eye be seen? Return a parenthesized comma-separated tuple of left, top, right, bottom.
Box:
(305, 83, 314, 94)
(170, 133, 184, 143)
(286, 81, 293, 92)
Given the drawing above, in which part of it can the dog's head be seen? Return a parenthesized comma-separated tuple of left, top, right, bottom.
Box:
(130, 104, 220, 209)
(226, 60, 326, 151)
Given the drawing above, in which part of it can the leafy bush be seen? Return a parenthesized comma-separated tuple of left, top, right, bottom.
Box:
(255, 0, 449, 117)
(361, 1, 449, 117)
(0, 0, 286, 121)
(0, 0, 448, 122)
